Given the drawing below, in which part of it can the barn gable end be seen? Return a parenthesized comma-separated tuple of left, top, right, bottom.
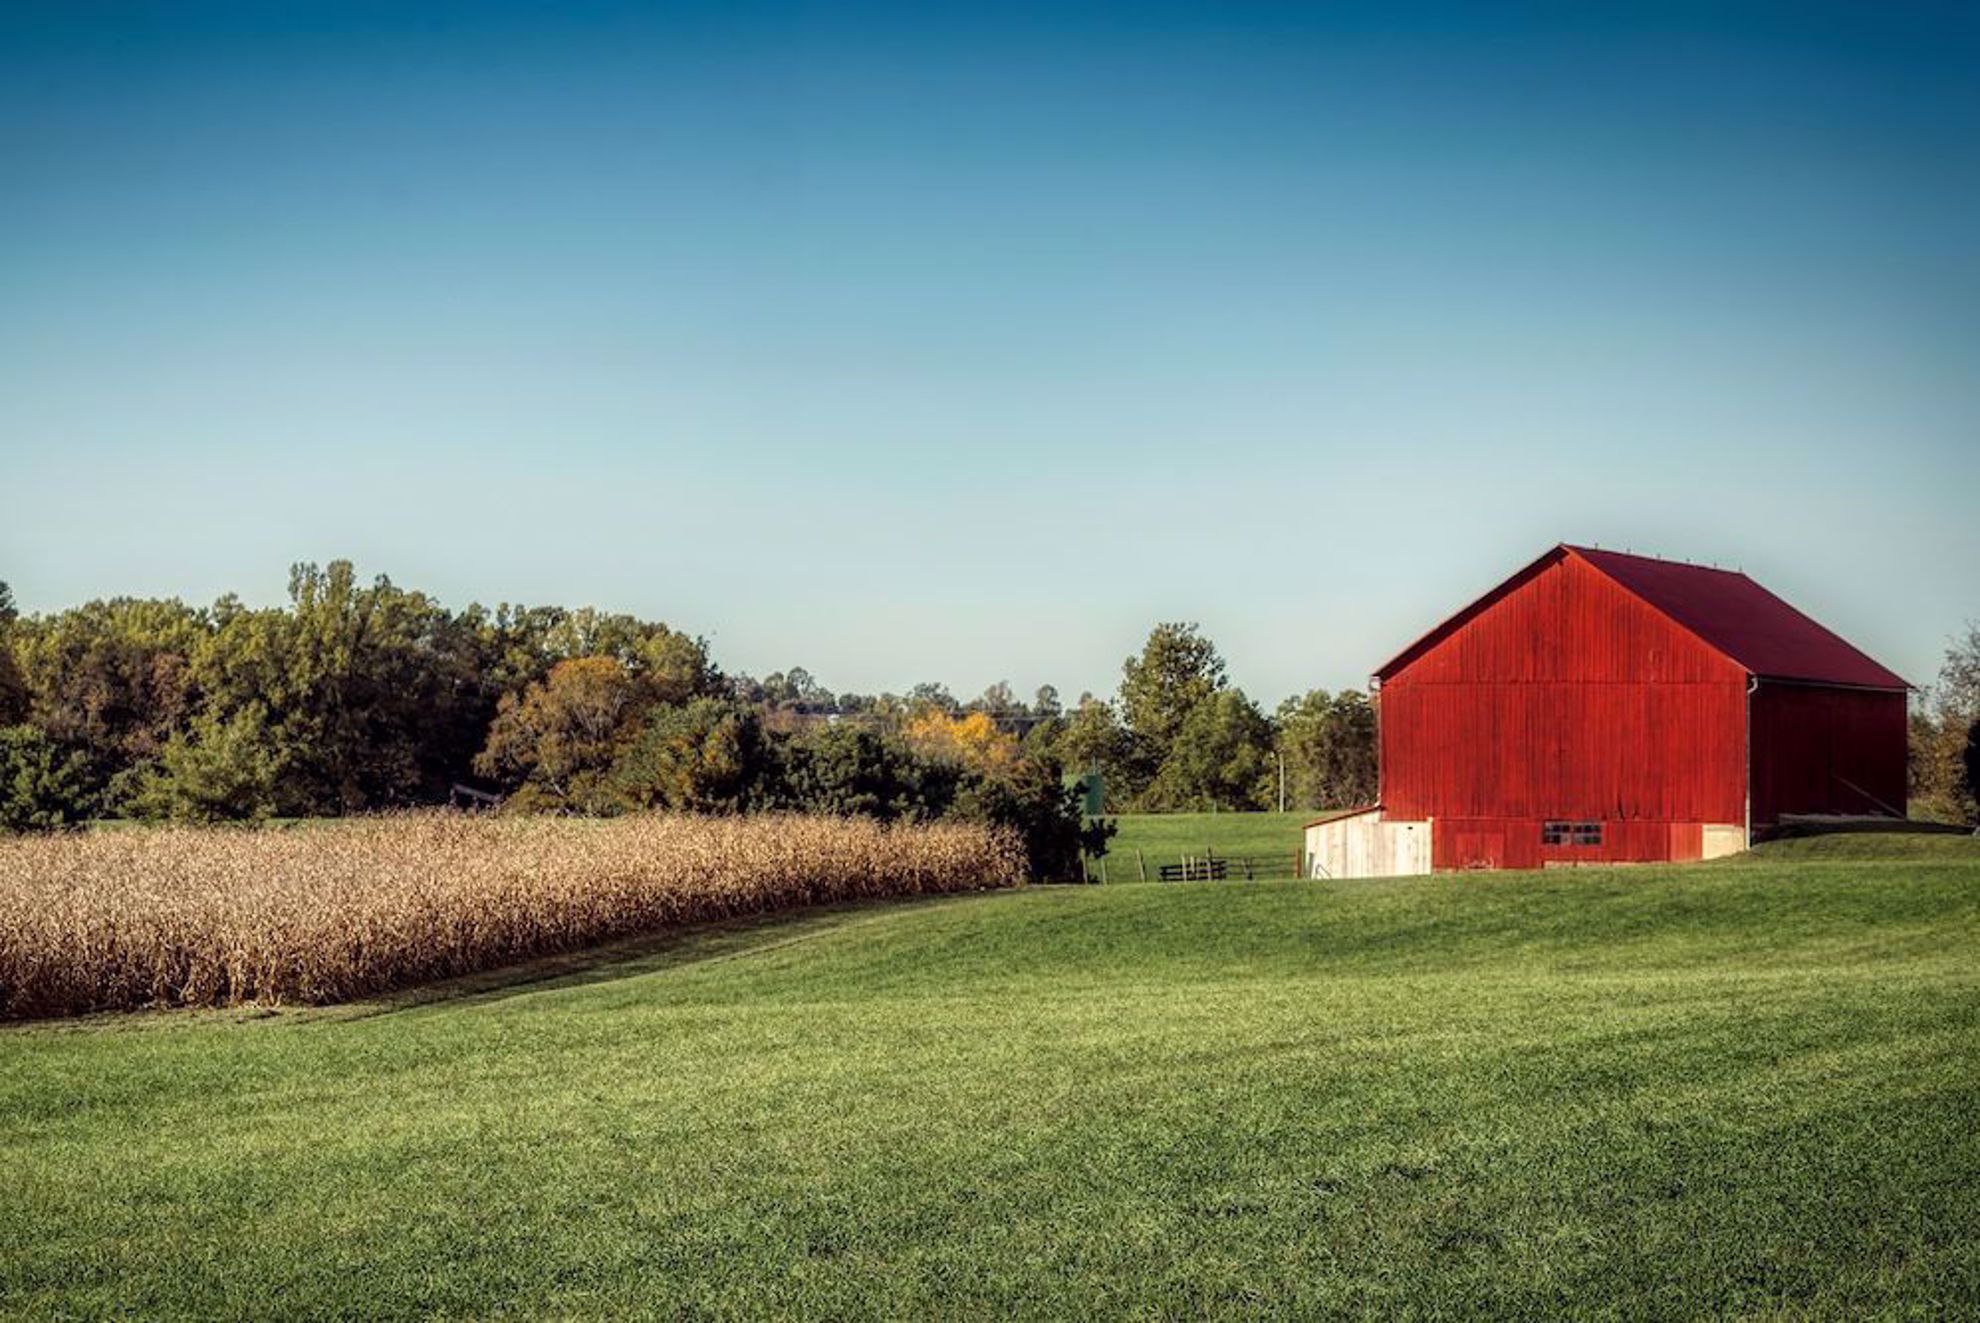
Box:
(1378, 550, 1750, 837)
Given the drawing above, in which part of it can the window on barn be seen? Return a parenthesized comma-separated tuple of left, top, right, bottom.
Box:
(1542, 821, 1604, 847)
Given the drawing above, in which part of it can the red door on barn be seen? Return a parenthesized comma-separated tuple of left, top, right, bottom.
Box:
(1453, 829, 1504, 870)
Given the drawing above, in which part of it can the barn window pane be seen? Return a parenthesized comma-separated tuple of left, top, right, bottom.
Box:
(1543, 820, 1602, 846)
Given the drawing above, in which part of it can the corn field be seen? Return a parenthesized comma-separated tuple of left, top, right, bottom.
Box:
(0, 814, 1026, 1020)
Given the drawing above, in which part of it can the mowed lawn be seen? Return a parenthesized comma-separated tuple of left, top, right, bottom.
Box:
(1104, 809, 1314, 878)
(4, 837, 1979, 1318)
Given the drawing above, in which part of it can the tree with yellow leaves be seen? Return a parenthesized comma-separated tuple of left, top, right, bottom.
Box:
(903, 709, 1020, 775)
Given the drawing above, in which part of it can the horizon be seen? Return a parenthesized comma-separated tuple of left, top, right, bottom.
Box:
(1, 536, 1953, 707)
(4, 2, 1976, 701)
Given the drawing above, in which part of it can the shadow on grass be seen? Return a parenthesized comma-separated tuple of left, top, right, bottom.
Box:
(2, 889, 1012, 1036)
(342, 834, 1978, 1019)
(336, 889, 1002, 1021)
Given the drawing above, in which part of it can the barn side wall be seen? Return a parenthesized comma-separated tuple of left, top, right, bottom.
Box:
(1430, 819, 1709, 871)
(1749, 683, 1908, 829)
(1379, 553, 1749, 837)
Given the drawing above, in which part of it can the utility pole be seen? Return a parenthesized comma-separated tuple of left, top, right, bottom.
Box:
(1275, 750, 1286, 814)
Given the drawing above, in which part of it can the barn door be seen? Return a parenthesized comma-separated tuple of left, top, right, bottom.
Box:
(1454, 831, 1502, 870)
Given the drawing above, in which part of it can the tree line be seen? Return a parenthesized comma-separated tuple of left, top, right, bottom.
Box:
(0, 565, 1374, 870)
(1910, 622, 1980, 826)
(4, 566, 1970, 842)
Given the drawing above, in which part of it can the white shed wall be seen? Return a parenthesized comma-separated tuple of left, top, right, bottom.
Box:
(1304, 812, 1433, 879)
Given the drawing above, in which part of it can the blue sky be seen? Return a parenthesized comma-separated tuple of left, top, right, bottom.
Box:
(3, 2, 1975, 703)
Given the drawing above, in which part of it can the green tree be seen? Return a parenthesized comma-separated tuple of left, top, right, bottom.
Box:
(833, 690, 878, 717)
(0, 582, 26, 726)
(0, 644, 21, 727)
(0, 724, 92, 832)
(191, 568, 455, 812)
(1143, 689, 1275, 811)
(1966, 719, 1980, 817)
(1118, 623, 1226, 790)
(774, 725, 952, 821)
(611, 699, 770, 812)
(458, 603, 575, 698)
(1912, 623, 1980, 824)
(966, 681, 1018, 718)
(279, 562, 493, 809)
(127, 705, 287, 823)
(449, 600, 715, 784)
(951, 754, 1108, 882)
(1276, 688, 1379, 810)
(905, 682, 959, 717)
(3, 564, 724, 821)
(10, 597, 208, 801)
(750, 667, 837, 714)
(1051, 694, 1129, 804)
(525, 608, 715, 701)
(1019, 711, 1067, 762)
(474, 656, 643, 813)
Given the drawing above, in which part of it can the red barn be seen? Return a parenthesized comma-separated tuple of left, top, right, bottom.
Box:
(1304, 545, 1908, 878)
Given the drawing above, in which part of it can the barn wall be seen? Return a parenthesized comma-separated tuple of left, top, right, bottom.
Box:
(1749, 683, 1907, 828)
(1380, 553, 1749, 830)
(1430, 819, 1707, 871)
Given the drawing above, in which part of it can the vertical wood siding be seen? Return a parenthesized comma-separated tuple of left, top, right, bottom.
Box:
(1749, 683, 1908, 828)
(1428, 818, 1705, 870)
(1380, 552, 1748, 862)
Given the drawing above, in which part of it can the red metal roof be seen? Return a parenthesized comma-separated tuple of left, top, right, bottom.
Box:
(1375, 544, 1908, 690)
(1568, 547, 1907, 690)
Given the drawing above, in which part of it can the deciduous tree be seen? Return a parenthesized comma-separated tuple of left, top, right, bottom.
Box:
(0, 582, 25, 726)
(1142, 689, 1275, 811)
(774, 725, 951, 821)
(1051, 694, 1129, 803)
(1119, 623, 1226, 785)
(903, 709, 1021, 775)
(1966, 719, 1980, 817)
(1912, 623, 1980, 824)
(127, 704, 287, 823)
(967, 681, 1017, 718)
(474, 656, 643, 812)
(950, 754, 1108, 883)
(1276, 688, 1378, 810)
(611, 699, 770, 813)
(0, 724, 91, 831)
(10, 596, 207, 804)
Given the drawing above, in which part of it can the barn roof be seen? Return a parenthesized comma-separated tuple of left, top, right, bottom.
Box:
(1375, 544, 1908, 690)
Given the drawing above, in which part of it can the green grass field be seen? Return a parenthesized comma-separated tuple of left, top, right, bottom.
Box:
(4, 835, 1978, 1318)
(1101, 809, 1314, 879)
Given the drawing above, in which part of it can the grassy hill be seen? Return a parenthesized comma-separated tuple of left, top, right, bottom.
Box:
(4, 835, 1978, 1318)
(1102, 809, 1314, 879)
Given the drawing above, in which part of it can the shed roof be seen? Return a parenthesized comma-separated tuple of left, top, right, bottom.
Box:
(1375, 545, 1908, 690)
(1302, 804, 1379, 831)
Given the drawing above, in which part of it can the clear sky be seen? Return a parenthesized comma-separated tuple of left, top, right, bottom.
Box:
(3, 2, 1975, 705)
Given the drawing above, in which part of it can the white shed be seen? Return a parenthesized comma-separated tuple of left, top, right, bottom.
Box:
(1303, 807, 1432, 880)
